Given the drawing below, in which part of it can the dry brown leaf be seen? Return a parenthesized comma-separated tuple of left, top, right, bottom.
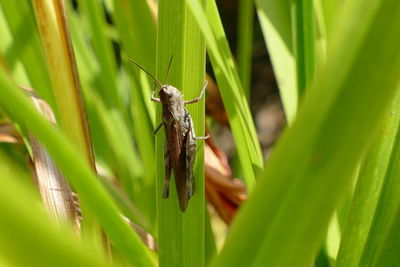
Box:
(205, 135, 247, 224)
(205, 75, 229, 126)
(22, 86, 81, 233)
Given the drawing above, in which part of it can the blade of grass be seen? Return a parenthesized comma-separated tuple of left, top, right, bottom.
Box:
(359, 89, 400, 266)
(373, 186, 400, 266)
(211, 0, 400, 265)
(255, 0, 297, 123)
(156, 0, 206, 266)
(319, 0, 341, 43)
(0, 151, 108, 267)
(205, 208, 217, 265)
(186, 0, 263, 188)
(336, 90, 400, 267)
(0, 69, 155, 266)
(292, 0, 315, 97)
(237, 0, 254, 98)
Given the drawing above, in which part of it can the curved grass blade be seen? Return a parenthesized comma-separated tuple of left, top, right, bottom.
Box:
(0, 69, 155, 266)
(0, 151, 108, 267)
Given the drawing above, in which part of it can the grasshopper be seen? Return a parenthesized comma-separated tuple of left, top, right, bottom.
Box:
(130, 57, 208, 211)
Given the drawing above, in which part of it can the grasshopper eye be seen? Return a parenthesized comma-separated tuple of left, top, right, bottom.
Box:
(162, 87, 173, 97)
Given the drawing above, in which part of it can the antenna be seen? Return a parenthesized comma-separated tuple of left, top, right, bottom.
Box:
(164, 55, 174, 84)
(129, 59, 163, 87)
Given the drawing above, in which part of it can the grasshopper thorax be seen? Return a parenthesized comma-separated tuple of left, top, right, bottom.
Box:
(159, 85, 183, 103)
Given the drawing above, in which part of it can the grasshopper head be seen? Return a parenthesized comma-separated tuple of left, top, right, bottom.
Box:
(159, 85, 182, 103)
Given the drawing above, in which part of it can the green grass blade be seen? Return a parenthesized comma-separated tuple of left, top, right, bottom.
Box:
(373, 192, 400, 266)
(255, 0, 297, 123)
(0, 151, 108, 267)
(211, 0, 400, 265)
(293, 0, 315, 97)
(186, 0, 263, 188)
(359, 92, 400, 266)
(237, 0, 254, 98)
(205, 209, 217, 265)
(336, 91, 400, 267)
(319, 0, 341, 43)
(0, 70, 154, 266)
(156, 0, 206, 266)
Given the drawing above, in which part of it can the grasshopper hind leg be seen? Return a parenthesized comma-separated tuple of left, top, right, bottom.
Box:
(163, 145, 172, 198)
(186, 122, 197, 199)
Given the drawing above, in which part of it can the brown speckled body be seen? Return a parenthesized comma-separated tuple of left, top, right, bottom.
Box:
(159, 85, 196, 211)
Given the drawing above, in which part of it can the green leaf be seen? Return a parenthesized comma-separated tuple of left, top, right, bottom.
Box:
(293, 0, 315, 97)
(156, 0, 206, 266)
(359, 92, 400, 266)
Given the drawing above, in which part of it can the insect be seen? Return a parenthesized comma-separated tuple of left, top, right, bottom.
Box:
(130, 57, 208, 211)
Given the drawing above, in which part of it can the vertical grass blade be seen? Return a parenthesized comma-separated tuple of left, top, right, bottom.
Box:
(156, 0, 206, 266)
(319, 0, 341, 43)
(336, 90, 400, 267)
(211, 0, 400, 265)
(373, 190, 400, 266)
(293, 0, 315, 97)
(359, 93, 400, 266)
(255, 0, 297, 123)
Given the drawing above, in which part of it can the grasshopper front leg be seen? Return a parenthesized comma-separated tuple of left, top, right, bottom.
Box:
(184, 81, 208, 105)
(151, 81, 161, 103)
